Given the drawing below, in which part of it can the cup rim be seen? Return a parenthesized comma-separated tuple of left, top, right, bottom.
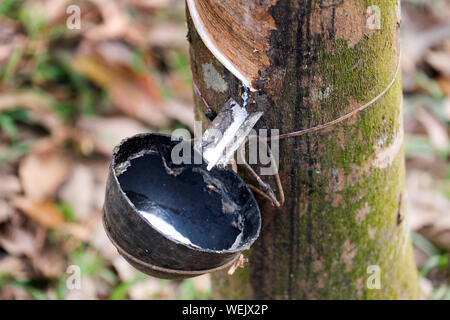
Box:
(108, 132, 262, 254)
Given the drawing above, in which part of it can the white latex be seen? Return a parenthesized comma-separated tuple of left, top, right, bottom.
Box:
(139, 210, 197, 247)
(203, 104, 248, 170)
(198, 98, 263, 171)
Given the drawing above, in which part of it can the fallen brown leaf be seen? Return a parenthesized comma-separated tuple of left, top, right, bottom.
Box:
(0, 91, 52, 113)
(78, 116, 149, 156)
(11, 196, 65, 229)
(86, 160, 110, 210)
(126, 0, 172, 10)
(444, 98, 450, 120)
(0, 227, 39, 257)
(0, 175, 21, 197)
(71, 56, 171, 127)
(59, 164, 95, 221)
(420, 278, 433, 299)
(0, 256, 28, 280)
(425, 50, 450, 78)
(163, 100, 195, 130)
(0, 285, 31, 300)
(193, 274, 211, 292)
(421, 222, 450, 253)
(401, 22, 450, 91)
(32, 248, 66, 278)
(0, 19, 26, 63)
(86, 0, 145, 44)
(128, 277, 161, 300)
(147, 23, 188, 48)
(0, 199, 15, 223)
(112, 256, 138, 282)
(62, 223, 92, 242)
(90, 219, 117, 259)
(94, 41, 136, 66)
(407, 170, 450, 252)
(0, 91, 69, 143)
(437, 78, 450, 97)
(415, 107, 449, 151)
(19, 149, 71, 201)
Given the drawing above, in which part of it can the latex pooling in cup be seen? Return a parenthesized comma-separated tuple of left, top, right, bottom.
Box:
(117, 151, 245, 251)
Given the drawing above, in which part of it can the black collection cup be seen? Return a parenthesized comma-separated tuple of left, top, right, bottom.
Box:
(102, 133, 261, 279)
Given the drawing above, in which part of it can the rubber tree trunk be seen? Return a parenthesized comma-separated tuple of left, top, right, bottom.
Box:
(187, 0, 419, 299)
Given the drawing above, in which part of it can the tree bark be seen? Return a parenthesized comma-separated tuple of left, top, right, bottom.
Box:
(187, 0, 420, 299)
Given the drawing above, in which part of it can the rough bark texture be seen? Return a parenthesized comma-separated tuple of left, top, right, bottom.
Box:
(187, 0, 420, 299)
